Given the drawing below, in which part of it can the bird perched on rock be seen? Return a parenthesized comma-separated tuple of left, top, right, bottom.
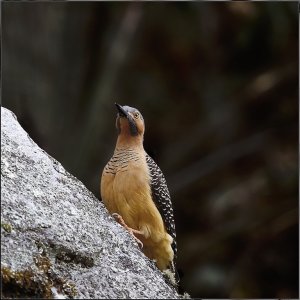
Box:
(100, 103, 178, 285)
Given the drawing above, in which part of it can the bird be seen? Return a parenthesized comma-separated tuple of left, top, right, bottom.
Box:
(100, 103, 178, 285)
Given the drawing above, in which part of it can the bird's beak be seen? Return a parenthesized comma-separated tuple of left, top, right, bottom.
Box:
(115, 103, 138, 136)
(115, 103, 128, 118)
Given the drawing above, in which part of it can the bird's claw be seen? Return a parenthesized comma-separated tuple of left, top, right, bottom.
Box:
(112, 213, 123, 224)
(112, 213, 143, 249)
(134, 237, 143, 249)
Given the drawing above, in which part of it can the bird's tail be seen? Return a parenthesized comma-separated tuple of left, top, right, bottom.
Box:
(163, 260, 180, 290)
(171, 261, 180, 285)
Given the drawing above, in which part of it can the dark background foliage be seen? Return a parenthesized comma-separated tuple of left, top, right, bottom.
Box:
(2, 2, 298, 298)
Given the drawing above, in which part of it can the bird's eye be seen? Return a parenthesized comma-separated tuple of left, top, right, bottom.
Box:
(133, 113, 139, 119)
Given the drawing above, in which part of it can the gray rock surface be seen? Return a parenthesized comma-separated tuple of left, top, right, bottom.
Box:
(1, 107, 179, 299)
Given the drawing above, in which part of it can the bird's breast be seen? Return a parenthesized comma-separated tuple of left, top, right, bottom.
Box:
(101, 150, 152, 225)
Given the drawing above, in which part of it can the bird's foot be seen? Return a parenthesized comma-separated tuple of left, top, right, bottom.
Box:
(112, 213, 144, 249)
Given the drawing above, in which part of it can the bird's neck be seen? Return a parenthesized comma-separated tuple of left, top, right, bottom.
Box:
(116, 133, 144, 150)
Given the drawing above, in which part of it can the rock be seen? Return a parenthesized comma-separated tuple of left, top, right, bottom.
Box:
(1, 107, 179, 299)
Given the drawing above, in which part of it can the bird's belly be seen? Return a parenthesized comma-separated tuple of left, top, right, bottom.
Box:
(111, 168, 151, 227)
(101, 168, 174, 270)
(105, 167, 163, 233)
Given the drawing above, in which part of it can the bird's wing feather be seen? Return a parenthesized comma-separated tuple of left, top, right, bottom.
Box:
(145, 153, 177, 257)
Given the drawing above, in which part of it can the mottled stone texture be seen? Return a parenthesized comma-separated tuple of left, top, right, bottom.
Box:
(1, 107, 179, 299)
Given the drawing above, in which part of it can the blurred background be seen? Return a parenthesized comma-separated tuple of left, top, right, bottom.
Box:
(2, 2, 298, 298)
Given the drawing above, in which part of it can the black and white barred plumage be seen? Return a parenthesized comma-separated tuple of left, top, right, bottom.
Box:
(146, 153, 177, 259)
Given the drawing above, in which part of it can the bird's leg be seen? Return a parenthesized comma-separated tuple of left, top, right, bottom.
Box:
(112, 213, 144, 249)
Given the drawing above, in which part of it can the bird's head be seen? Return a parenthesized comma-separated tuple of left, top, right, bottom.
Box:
(115, 103, 145, 138)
